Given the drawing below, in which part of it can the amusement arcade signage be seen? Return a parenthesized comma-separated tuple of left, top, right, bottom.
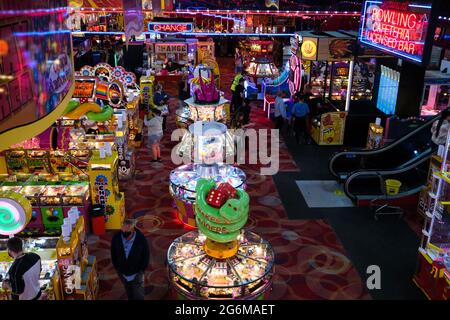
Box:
(148, 22, 193, 34)
(359, 0, 433, 63)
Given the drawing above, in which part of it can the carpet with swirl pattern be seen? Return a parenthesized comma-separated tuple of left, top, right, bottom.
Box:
(88, 58, 370, 300)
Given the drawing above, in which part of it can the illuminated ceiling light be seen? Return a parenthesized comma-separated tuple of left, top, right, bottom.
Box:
(0, 75, 14, 80)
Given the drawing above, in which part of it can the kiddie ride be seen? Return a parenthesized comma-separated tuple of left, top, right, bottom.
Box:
(167, 179, 274, 300)
(176, 66, 229, 128)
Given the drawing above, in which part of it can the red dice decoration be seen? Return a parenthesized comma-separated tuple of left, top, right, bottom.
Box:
(205, 183, 238, 208)
(206, 189, 227, 208)
(217, 183, 237, 198)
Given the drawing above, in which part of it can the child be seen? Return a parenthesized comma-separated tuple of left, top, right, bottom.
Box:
(144, 108, 163, 162)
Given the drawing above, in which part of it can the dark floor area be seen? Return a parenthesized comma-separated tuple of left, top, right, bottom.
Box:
(274, 129, 425, 300)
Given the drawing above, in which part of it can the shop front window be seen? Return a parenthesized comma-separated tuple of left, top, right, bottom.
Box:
(421, 84, 450, 116)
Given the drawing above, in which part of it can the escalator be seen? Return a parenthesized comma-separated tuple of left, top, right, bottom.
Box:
(329, 110, 447, 201)
(343, 152, 430, 201)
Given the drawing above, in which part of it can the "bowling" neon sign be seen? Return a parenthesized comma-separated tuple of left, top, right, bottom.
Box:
(359, 1, 432, 63)
(148, 22, 193, 34)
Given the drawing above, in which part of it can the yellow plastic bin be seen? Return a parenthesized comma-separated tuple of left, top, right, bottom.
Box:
(385, 179, 402, 195)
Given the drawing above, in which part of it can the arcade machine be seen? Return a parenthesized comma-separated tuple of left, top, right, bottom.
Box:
(413, 126, 450, 300)
(87, 149, 125, 230)
(167, 179, 274, 300)
(169, 122, 246, 227)
(177, 67, 228, 127)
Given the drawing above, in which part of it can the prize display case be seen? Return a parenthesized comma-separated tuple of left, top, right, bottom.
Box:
(413, 128, 450, 300)
(4, 149, 91, 176)
(55, 214, 98, 300)
(306, 59, 375, 103)
(366, 120, 384, 150)
(310, 111, 348, 146)
(170, 122, 246, 227)
(0, 180, 90, 236)
(168, 230, 274, 300)
(245, 57, 280, 100)
(417, 155, 442, 218)
(0, 237, 62, 300)
(329, 62, 350, 101)
(176, 97, 229, 126)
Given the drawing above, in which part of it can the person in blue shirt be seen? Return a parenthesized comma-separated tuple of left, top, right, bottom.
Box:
(153, 83, 169, 106)
(153, 83, 169, 131)
(292, 95, 310, 144)
(274, 91, 287, 130)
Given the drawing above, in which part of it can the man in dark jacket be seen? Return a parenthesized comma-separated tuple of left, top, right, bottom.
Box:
(111, 219, 150, 300)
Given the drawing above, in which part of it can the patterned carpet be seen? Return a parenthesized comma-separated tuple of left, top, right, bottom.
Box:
(89, 58, 370, 300)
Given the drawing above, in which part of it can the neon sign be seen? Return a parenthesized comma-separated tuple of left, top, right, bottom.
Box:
(148, 22, 193, 34)
(359, 1, 432, 63)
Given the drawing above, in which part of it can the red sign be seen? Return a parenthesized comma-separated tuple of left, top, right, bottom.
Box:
(359, 1, 431, 63)
(148, 22, 193, 33)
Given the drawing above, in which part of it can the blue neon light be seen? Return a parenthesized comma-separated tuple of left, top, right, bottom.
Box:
(377, 66, 399, 115)
(14, 30, 72, 37)
(71, 31, 294, 37)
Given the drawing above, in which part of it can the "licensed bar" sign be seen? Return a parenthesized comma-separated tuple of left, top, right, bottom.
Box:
(358, 0, 432, 63)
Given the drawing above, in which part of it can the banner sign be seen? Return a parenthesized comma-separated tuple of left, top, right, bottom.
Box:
(155, 43, 187, 54)
(359, 0, 432, 63)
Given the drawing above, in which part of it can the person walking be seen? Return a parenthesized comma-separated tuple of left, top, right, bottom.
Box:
(144, 108, 164, 163)
(274, 91, 287, 131)
(153, 83, 169, 131)
(431, 109, 450, 146)
(235, 47, 243, 74)
(178, 74, 190, 110)
(231, 77, 245, 117)
(2, 237, 42, 300)
(111, 219, 150, 300)
(292, 95, 310, 144)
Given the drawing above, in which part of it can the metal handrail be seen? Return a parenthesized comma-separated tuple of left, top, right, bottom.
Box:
(329, 108, 448, 179)
(344, 152, 432, 201)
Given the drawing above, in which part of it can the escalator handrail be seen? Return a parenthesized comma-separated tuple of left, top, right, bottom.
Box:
(344, 152, 432, 201)
(329, 108, 449, 179)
